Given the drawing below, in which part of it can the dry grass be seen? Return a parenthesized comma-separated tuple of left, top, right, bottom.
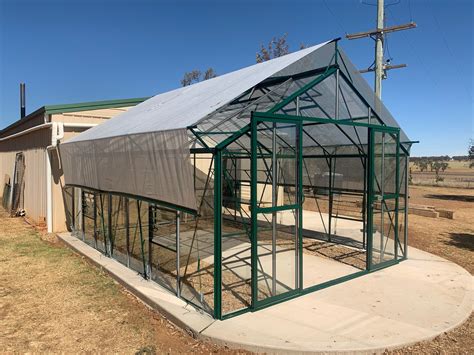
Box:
(0, 208, 246, 354)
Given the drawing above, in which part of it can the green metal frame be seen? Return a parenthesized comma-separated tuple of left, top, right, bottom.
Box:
(249, 114, 303, 310)
(210, 49, 407, 318)
(366, 127, 400, 271)
(68, 41, 410, 321)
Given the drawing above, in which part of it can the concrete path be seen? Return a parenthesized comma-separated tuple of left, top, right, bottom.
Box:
(58, 232, 473, 354)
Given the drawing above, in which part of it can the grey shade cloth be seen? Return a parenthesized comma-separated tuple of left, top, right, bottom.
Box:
(60, 41, 331, 211)
(60, 39, 411, 212)
(60, 128, 196, 211)
(66, 42, 330, 143)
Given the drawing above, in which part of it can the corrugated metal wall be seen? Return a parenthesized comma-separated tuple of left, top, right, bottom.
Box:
(0, 127, 49, 224)
(0, 106, 135, 231)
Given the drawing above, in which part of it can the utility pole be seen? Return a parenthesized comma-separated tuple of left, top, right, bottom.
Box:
(375, 0, 384, 99)
(346, 0, 416, 100)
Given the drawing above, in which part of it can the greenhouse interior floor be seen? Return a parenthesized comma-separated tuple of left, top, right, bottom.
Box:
(58, 230, 472, 354)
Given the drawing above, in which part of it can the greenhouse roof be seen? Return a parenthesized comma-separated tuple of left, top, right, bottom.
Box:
(65, 39, 409, 145)
(60, 39, 411, 212)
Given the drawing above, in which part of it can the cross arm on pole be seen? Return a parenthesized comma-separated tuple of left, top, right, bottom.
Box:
(345, 22, 417, 40)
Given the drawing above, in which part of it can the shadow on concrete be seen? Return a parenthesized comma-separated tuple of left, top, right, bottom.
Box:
(445, 233, 474, 252)
(425, 194, 474, 203)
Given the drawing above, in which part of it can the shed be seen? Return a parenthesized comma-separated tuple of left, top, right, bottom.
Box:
(0, 97, 147, 232)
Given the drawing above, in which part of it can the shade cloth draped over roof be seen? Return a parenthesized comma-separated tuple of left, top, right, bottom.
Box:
(60, 41, 332, 211)
(60, 39, 410, 211)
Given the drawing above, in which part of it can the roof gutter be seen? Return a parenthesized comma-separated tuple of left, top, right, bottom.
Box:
(0, 122, 52, 142)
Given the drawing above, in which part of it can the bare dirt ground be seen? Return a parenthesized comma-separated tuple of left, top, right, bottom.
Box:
(0, 208, 246, 354)
(388, 185, 473, 354)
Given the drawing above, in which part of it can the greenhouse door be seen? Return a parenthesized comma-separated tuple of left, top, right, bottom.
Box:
(251, 117, 302, 308)
(368, 127, 400, 270)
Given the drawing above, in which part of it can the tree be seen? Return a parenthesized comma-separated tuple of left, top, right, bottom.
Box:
(432, 161, 448, 184)
(416, 160, 429, 172)
(256, 33, 289, 63)
(180, 67, 218, 87)
(181, 33, 303, 85)
(469, 139, 474, 168)
(428, 160, 434, 172)
(203, 68, 217, 80)
(181, 70, 201, 87)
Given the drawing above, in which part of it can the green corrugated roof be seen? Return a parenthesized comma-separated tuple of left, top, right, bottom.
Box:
(0, 97, 148, 135)
(44, 97, 149, 114)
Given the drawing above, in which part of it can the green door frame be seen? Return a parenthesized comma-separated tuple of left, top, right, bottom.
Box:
(250, 114, 304, 310)
(367, 126, 400, 271)
(216, 111, 403, 319)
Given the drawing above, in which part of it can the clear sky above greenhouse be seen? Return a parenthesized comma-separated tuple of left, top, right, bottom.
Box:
(0, 0, 472, 156)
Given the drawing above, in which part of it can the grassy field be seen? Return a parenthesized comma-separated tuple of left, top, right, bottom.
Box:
(0, 185, 472, 353)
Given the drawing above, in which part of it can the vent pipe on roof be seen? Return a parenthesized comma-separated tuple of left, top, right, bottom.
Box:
(20, 83, 26, 119)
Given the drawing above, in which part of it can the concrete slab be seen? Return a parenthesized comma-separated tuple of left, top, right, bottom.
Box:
(58, 232, 473, 354)
(201, 247, 473, 353)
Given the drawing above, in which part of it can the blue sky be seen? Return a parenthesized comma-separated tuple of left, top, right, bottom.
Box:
(0, 0, 472, 156)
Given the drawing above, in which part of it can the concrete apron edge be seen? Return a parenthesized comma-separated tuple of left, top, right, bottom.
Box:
(199, 309, 473, 355)
(198, 289, 473, 354)
(56, 233, 215, 339)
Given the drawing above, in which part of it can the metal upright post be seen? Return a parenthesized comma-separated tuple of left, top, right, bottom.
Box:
(93, 193, 98, 248)
(404, 155, 409, 259)
(271, 122, 277, 296)
(295, 98, 300, 289)
(380, 132, 385, 262)
(367, 128, 374, 271)
(362, 156, 367, 250)
(71, 187, 75, 232)
(125, 198, 130, 268)
(176, 210, 181, 297)
(335, 69, 340, 119)
(213, 150, 223, 319)
(137, 201, 147, 278)
(81, 190, 85, 241)
(250, 115, 258, 309)
(148, 205, 153, 278)
(328, 157, 332, 242)
(107, 194, 112, 256)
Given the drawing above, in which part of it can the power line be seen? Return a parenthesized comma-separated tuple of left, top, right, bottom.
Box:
(408, 0, 413, 22)
(385, 6, 440, 89)
(322, 0, 347, 35)
(347, 0, 416, 99)
(427, 3, 471, 99)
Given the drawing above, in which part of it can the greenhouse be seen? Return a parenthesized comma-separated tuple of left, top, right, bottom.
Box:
(60, 39, 412, 320)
